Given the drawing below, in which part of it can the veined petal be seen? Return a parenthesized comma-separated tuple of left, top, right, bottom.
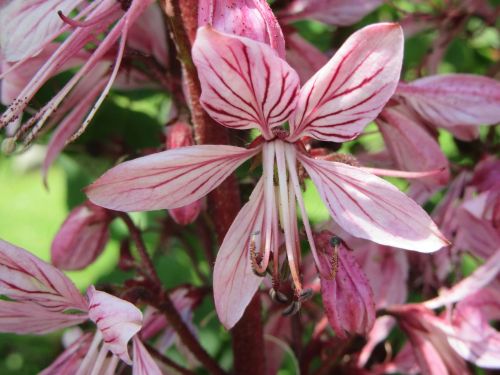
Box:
(213, 179, 265, 329)
(40, 332, 93, 375)
(0, 0, 85, 62)
(87, 286, 142, 365)
(298, 155, 448, 252)
(288, 23, 403, 142)
(280, 0, 383, 26)
(198, 0, 285, 58)
(396, 74, 500, 127)
(0, 301, 87, 334)
(86, 145, 259, 211)
(132, 337, 162, 375)
(0, 239, 87, 312)
(377, 106, 449, 186)
(192, 26, 300, 139)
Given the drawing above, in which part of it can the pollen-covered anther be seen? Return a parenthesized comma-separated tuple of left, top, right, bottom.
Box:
(298, 288, 313, 303)
(249, 234, 267, 277)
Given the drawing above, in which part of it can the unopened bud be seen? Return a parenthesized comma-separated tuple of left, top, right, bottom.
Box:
(51, 202, 113, 270)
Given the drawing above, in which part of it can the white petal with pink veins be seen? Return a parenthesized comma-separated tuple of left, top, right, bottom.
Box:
(86, 145, 259, 212)
(396, 74, 500, 128)
(192, 26, 299, 139)
(298, 156, 448, 252)
(87, 286, 142, 365)
(213, 179, 265, 329)
(288, 23, 403, 142)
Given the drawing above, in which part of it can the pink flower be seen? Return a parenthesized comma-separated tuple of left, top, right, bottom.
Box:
(0, 238, 162, 374)
(86, 23, 448, 328)
(51, 201, 113, 270)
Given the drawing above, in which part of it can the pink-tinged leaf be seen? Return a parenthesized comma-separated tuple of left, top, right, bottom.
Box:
(0, 301, 87, 334)
(285, 32, 329, 83)
(0, 0, 84, 62)
(86, 145, 259, 212)
(87, 286, 142, 365)
(213, 179, 265, 329)
(424, 250, 500, 310)
(198, 0, 285, 58)
(0, 239, 88, 312)
(299, 155, 449, 252)
(377, 106, 449, 187)
(51, 202, 111, 270)
(132, 337, 162, 375)
(288, 23, 403, 142)
(279, 0, 383, 26)
(396, 74, 500, 128)
(40, 332, 93, 375)
(315, 231, 376, 339)
(192, 26, 299, 139)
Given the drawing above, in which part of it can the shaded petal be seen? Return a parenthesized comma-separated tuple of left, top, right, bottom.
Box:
(280, 0, 383, 26)
(213, 179, 265, 329)
(0, 0, 84, 62)
(86, 145, 259, 211)
(0, 301, 87, 334)
(132, 337, 163, 375)
(396, 74, 500, 128)
(192, 26, 299, 139)
(0, 239, 87, 311)
(288, 23, 403, 142)
(377, 106, 449, 187)
(298, 155, 448, 252)
(424, 250, 500, 310)
(198, 0, 285, 58)
(87, 286, 142, 365)
(40, 332, 93, 375)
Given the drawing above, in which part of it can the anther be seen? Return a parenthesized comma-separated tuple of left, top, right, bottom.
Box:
(298, 288, 313, 302)
(282, 301, 301, 316)
(249, 232, 266, 277)
(270, 288, 289, 304)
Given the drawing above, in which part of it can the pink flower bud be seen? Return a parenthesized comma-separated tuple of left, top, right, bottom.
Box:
(198, 0, 285, 58)
(166, 122, 202, 225)
(51, 202, 112, 270)
(315, 231, 376, 339)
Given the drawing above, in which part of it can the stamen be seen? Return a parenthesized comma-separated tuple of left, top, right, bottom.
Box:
(298, 288, 313, 302)
(249, 231, 267, 277)
(270, 288, 289, 304)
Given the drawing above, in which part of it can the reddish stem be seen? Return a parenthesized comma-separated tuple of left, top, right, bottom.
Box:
(161, 1, 266, 373)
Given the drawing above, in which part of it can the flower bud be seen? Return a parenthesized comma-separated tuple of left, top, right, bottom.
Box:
(51, 202, 112, 270)
(314, 231, 375, 339)
(166, 122, 202, 225)
(198, 0, 285, 58)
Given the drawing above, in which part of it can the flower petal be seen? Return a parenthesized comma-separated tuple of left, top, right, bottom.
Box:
(298, 155, 448, 252)
(86, 145, 258, 211)
(213, 179, 265, 329)
(198, 0, 285, 58)
(280, 0, 383, 26)
(192, 26, 299, 139)
(0, 238, 87, 312)
(40, 332, 93, 375)
(0, 0, 84, 62)
(87, 286, 142, 365)
(288, 23, 403, 142)
(132, 337, 162, 375)
(0, 301, 87, 334)
(396, 74, 500, 128)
